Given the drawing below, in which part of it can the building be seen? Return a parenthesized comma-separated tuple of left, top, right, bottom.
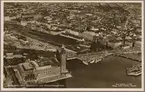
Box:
(4, 52, 27, 66)
(4, 47, 72, 87)
(4, 16, 11, 21)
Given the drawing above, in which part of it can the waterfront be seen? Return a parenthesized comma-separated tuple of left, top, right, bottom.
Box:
(3, 2, 142, 89)
(66, 56, 141, 88)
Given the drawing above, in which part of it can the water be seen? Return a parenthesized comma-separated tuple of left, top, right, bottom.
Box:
(66, 56, 141, 88)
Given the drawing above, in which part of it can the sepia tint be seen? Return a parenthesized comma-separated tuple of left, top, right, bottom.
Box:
(2, 1, 142, 89)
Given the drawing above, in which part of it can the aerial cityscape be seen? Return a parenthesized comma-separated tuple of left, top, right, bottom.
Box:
(3, 2, 142, 88)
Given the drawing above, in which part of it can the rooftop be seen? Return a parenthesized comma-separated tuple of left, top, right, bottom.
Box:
(22, 62, 34, 71)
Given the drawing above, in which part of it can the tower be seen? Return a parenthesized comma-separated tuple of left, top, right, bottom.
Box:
(60, 46, 67, 73)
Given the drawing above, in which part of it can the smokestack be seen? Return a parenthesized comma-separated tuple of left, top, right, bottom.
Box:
(60, 45, 67, 73)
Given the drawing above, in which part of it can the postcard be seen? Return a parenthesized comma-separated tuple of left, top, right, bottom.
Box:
(0, 0, 144, 91)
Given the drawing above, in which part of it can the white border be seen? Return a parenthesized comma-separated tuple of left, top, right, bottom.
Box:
(1, 0, 144, 91)
(1, 0, 4, 91)
(141, 0, 144, 91)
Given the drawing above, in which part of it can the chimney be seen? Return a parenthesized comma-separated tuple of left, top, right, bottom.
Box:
(60, 45, 67, 73)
